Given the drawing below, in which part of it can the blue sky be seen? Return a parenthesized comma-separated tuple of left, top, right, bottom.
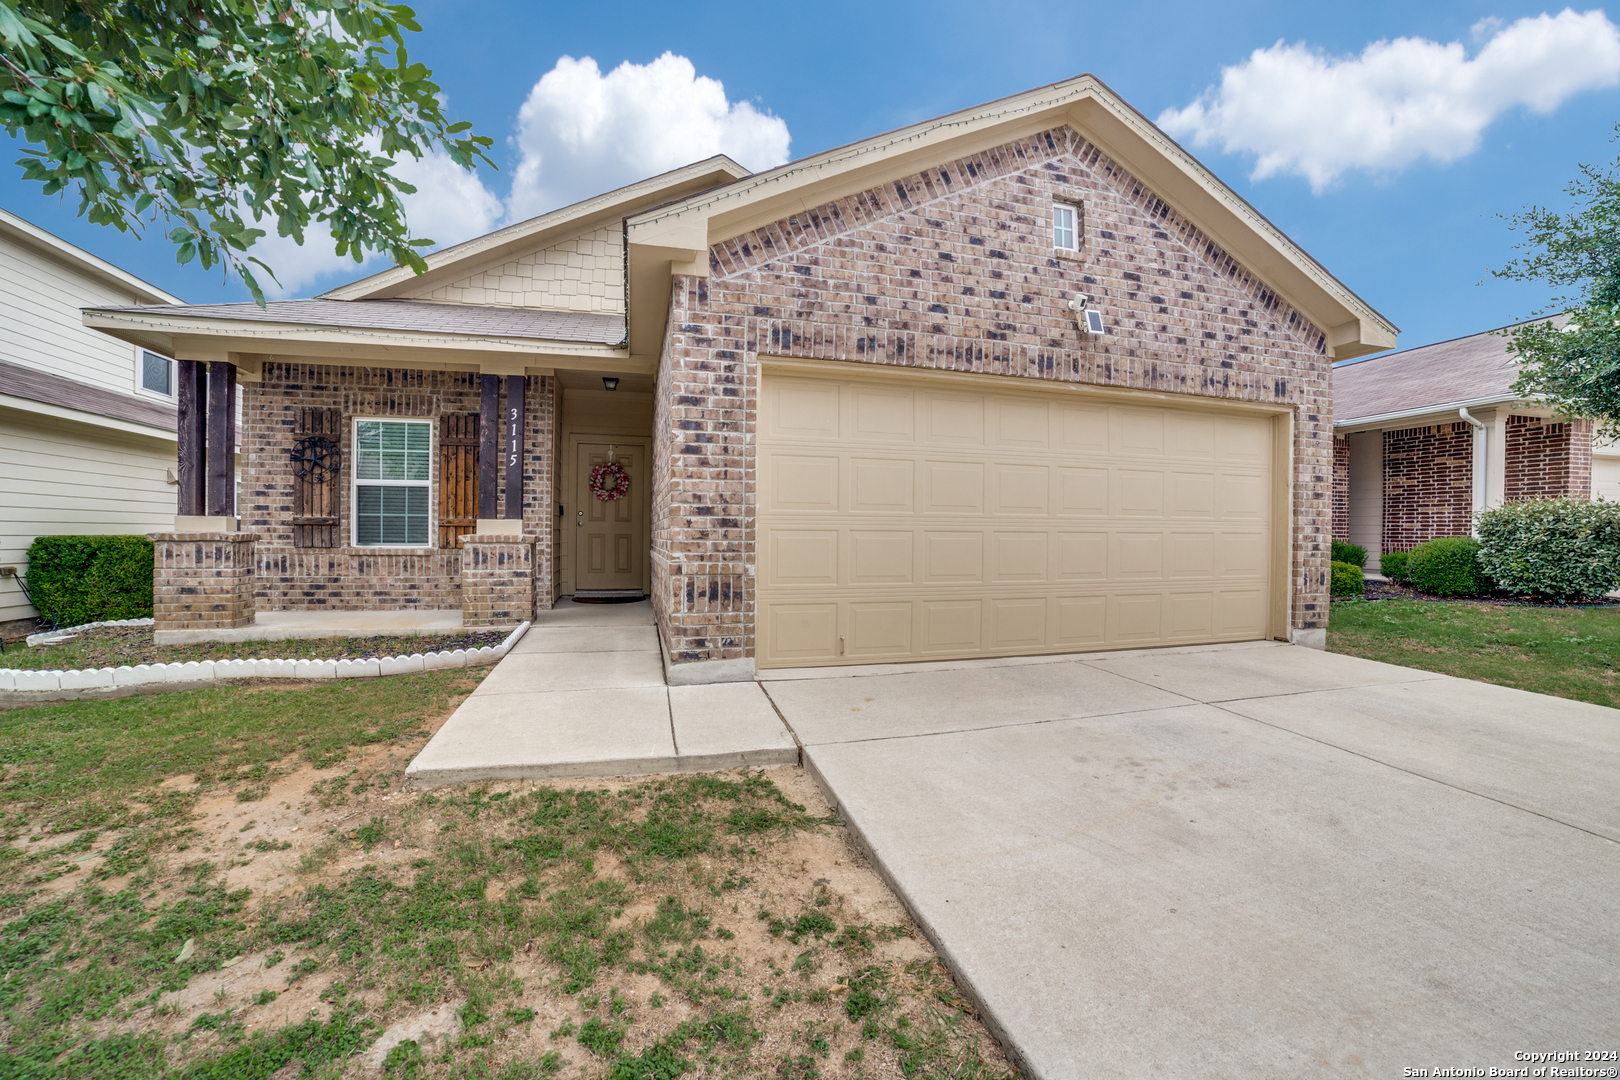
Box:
(4, 1, 1620, 356)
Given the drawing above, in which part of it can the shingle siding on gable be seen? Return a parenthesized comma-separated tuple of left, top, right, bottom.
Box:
(415, 225, 624, 312)
(652, 126, 1333, 663)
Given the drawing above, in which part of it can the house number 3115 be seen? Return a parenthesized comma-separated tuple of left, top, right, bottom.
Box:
(507, 407, 519, 467)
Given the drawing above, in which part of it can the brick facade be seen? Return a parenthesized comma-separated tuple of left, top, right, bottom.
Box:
(152, 532, 256, 632)
(460, 535, 537, 627)
(1381, 422, 1474, 553)
(1332, 437, 1350, 543)
(241, 363, 557, 614)
(1505, 414, 1593, 501)
(653, 126, 1333, 664)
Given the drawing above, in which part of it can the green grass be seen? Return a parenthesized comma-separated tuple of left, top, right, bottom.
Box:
(0, 671, 482, 836)
(1328, 599, 1620, 707)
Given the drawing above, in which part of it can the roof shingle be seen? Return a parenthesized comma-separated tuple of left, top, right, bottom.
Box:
(1331, 320, 1552, 424)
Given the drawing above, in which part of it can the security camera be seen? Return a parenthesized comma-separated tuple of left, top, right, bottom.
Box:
(1067, 296, 1105, 335)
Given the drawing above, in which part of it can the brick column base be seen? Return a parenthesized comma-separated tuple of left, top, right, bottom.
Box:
(152, 532, 257, 634)
(461, 535, 535, 628)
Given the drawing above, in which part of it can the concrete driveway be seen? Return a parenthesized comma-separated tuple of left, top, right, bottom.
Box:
(759, 642, 1620, 1078)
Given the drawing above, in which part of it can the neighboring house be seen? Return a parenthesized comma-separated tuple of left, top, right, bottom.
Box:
(83, 74, 1395, 679)
(1331, 320, 1608, 571)
(0, 208, 186, 634)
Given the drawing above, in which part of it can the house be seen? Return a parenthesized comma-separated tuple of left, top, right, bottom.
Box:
(0, 209, 189, 635)
(1331, 321, 1609, 571)
(82, 74, 1395, 679)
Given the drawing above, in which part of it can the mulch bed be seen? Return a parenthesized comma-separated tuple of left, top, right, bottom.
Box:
(0, 624, 510, 671)
(1338, 578, 1620, 607)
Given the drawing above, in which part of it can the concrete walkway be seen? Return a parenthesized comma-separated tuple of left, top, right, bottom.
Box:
(404, 600, 796, 785)
(770, 641, 1620, 1078)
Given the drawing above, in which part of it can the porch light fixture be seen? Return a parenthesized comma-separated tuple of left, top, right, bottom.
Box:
(603, 376, 619, 391)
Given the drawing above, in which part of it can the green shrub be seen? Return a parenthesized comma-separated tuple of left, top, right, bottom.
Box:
(1405, 536, 1492, 598)
(1330, 560, 1365, 596)
(1330, 540, 1367, 569)
(1475, 497, 1620, 601)
(1378, 550, 1410, 583)
(23, 535, 154, 626)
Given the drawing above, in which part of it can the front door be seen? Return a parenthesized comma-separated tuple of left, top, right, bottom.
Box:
(575, 442, 645, 594)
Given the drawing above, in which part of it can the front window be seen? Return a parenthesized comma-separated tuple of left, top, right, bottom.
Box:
(353, 419, 431, 546)
(140, 350, 174, 397)
(1053, 202, 1078, 252)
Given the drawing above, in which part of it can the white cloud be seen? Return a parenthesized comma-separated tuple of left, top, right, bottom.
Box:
(248, 143, 504, 297)
(1158, 9, 1620, 192)
(506, 52, 791, 219)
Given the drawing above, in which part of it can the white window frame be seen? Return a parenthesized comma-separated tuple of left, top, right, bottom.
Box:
(350, 416, 435, 549)
(1052, 200, 1080, 255)
(135, 346, 176, 401)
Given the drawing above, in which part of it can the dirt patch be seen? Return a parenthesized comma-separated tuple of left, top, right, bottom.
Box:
(1342, 579, 1620, 606)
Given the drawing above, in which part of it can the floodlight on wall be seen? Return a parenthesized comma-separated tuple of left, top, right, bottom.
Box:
(603, 377, 620, 391)
(1067, 296, 1105, 335)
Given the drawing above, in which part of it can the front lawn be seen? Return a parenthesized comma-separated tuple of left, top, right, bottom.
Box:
(1328, 599, 1620, 708)
(0, 675, 1015, 1078)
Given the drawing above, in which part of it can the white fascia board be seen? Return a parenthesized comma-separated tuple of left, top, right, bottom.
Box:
(1332, 395, 1530, 433)
(0, 393, 177, 441)
(82, 309, 630, 364)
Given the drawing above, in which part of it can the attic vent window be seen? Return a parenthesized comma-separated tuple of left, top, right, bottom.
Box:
(1053, 202, 1079, 252)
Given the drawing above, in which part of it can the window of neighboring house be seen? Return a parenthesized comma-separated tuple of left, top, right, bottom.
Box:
(353, 418, 432, 546)
(139, 349, 174, 397)
(1053, 201, 1079, 253)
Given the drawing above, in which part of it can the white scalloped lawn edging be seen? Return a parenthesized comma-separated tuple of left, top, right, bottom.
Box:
(0, 621, 530, 697)
(26, 617, 154, 648)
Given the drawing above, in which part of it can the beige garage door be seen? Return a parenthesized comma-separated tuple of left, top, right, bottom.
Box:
(757, 367, 1278, 668)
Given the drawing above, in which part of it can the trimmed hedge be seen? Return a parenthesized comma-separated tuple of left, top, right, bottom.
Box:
(1330, 560, 1365, 596)
(1406, 536, 1491, 598)
(1378, 550, 1410, 584)
(1475, 497, 1620, 602)
(24, 535, 154, 627)
(1330, 540, 1367, 569)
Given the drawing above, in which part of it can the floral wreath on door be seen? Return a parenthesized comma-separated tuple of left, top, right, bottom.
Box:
(589, 460, 630, 501)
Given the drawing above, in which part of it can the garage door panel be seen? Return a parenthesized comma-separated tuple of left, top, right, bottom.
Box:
(992, 531, 1048, 583)
(852, 387, 915, 442)
(848, 601, 913, 657)
(768, 379, 842, 439)
(767, 529, 839, 587)
(850, 531, 914, 584)
(922, 532, 984, 583)
(993, 464, 1050, 515)
(924, 461, 985, 513)
(770, 454, 841, 512)
(759, 371, 1275, 668)
(923, 393, 985, 445)
(851, 457, 914, 513)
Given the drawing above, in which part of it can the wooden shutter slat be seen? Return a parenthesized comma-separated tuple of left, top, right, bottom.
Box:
(293, 406, 342, 548)
(439, 412, 479, 548)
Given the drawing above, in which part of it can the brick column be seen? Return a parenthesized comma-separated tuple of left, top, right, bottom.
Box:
(461, 534, 535, 628)
(151, 532, 257, 639)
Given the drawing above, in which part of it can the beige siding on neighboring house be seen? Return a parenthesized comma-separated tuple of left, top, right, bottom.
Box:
(0, 408, 176, 623)
(1593, 448, 1620, 503)
(413, 225, 624, 312)
(0, 236, 149, 396)
(1346, 431, 1383, 568)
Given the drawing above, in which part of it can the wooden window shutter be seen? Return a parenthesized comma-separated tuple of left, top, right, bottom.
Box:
(292, 407, 342, 548)
(439, 412, 479, 548)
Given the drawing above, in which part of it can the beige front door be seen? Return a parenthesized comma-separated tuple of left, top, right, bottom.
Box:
(575, 442, 645, 593)
(757, 366, 1280, 668)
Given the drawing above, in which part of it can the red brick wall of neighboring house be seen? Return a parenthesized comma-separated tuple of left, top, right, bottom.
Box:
(1505, 414, 1593, 500)
(652, 126, 1334, 664)
(241, 363, 557, 612)
(1381, 422, 1474, 552)
(1332, 437, 1350, 543)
